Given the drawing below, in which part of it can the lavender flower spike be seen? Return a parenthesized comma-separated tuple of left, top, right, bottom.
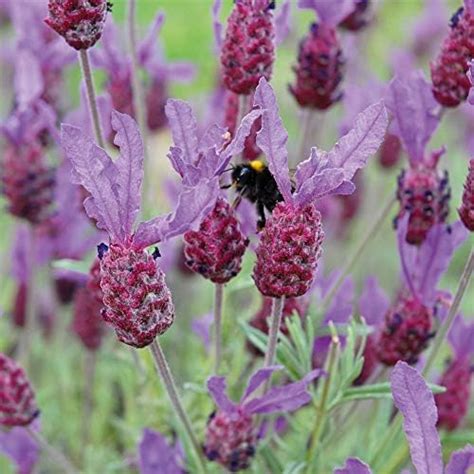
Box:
(391, 362, 474, 474)
(468, 60, 474, 105)
(204, 367, 323, 471)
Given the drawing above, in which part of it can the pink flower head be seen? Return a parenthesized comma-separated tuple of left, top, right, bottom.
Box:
(45, 0, 110, 50)
(251, 78, 387, 297)
(92, 16, 195, 133)
(469, 60, 474, 105)
(0, 354, 39, 427)
(62, 111, 220, 347)
(138, 428, 185, 474)
(205, 366, 322, 471)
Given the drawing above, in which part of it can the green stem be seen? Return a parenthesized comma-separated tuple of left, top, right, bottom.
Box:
(263, 297, 285, 370)
(322, 195, 396, 312)
(305, 335, 340, 473)
(149, 340, 207, 474)
(423, 248, 474, 376)
(213, 283, 224, 374)
(78, 50, 105, 149)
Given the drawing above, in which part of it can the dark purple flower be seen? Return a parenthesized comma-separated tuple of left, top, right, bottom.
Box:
(204, 366, 322, 471)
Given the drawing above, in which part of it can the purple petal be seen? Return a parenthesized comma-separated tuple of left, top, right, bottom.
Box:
(91, 21, 127, 75)
(212, 0, 223, 52)
(199, 124, 228, 155)
(324, 100, 388, 188)
(324, 277, 354, 324)
(134, 179, 219, 247)
(165, 99, 199, 167)
(111, 111, 144, 238)
(0, 423, 40, 474)
(390, 362, 443, 474)
(386, 72, 440, 164)
(215, 109, 263, 176)
(61, 124, 122, 242)
(447, 314, 474, 359)
(242, 366, 282, 402)
(207, 376, 237, 413)
(138, 12, 165, 68)
(138, 428, 184, 474)
(445, 445, 474, 474)
(334, 458, 372, 474)
(275, 0, 291, 46)
(243, 369, 323, 415)
(159, 62, 196, 83)
(191, 313, 213, 352)
(14, 49, 43, 110)
(297, 0, 355, 27)
(359, 277, 390, 326)
(254, 78, 292, 203)
(415, 222, 468, 306)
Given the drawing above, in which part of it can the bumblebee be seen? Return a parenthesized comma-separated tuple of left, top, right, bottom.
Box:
(228, 160, 283, 230)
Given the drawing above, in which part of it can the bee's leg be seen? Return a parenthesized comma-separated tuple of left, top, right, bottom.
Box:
(256, 201, 266, 231)
(220, 184, 232, 190)
(232, 194, 243, 209)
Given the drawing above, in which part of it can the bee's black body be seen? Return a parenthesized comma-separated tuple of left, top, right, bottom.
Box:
(230, 160, 284, 229)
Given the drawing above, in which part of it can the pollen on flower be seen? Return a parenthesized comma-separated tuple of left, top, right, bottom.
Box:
(253, 202, 324, 298)
(45, 0, 109, 50)
(99, 243, 174, 348)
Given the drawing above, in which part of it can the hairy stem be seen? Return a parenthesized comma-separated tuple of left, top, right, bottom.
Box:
(213, 283, 224, 374)
(423, 248, 474, 376)
(78, 50, 105, 149)
(263, 297, 285, 370)
(322, 195, 396, 312)
(149, 340, 207, 474)
(305, 335, 340, 473)
(27, 427, 78, 474)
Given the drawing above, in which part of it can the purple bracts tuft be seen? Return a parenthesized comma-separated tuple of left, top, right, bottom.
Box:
(430, 7, 474, 107)
(290, 23, 344, 110)
(0, 354, 39, 427)
(253, 202, 324, 298)
(458, 159, 474, 231)
(377, 296, 434, 366)
(221, 0, 275, 95)
(435, 357, 472, 431)
(100, 243, 174, 349)
(395, 166, 450, 245)
(45, 0, 109, 50)
(183, 198, 249, 284)
(204, 408, 256, 472)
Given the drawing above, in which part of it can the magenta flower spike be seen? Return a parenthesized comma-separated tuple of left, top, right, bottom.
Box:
(391, 362, 474, 474)
(430, 1, 474, 108)
(435, 314, 474, 431)
(45, 0, 110, 51)
(386, 71, 450, 245)
(204, 366, 323, 471)
(354, 276, 389, 385)
(0, 354, 39, 427)
(164, 98, 262, 283)
(220, 0, 276, 96)
(459, 159, 474, 231)
(376, 216, 468, 366)
(138, 428, 185, 474)
(62, 111, 220, 348)
(252, 78, 387, 298)
(290, 0, 353, 110)
(468, 60, 474, 104)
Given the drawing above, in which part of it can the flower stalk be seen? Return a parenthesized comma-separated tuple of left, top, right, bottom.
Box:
(213, 283, 224, 374)
(263, 297, 285, 371)
(78, 50, 105, 149)
(149, 339, 207, 474)
(26, 427, 78, 474)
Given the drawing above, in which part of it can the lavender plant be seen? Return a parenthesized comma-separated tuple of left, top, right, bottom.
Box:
(0, 1, 473, 473)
